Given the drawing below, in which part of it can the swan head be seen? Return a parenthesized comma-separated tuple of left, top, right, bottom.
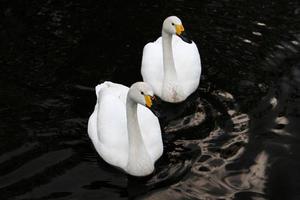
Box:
(162, 16, 192, 44)
(128, 82, 155, 108)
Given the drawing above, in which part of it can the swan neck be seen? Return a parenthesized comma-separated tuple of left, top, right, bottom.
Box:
(126, 97, 140, 139)
(162, 31, 177, 77)
(125, 95, 153, 175)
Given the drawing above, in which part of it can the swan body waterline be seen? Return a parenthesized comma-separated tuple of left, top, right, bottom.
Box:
(87, 81, 163, 176)
(141, 16, 201, 103)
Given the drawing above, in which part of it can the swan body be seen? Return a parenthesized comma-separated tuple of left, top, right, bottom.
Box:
(88, 81, 163, 176)
(141, 16, 201, 103)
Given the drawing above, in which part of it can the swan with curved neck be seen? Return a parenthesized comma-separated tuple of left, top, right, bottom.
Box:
(141, 16, 201, 103)
(125, 82, 156, 175)
(88, 81, 163, 176)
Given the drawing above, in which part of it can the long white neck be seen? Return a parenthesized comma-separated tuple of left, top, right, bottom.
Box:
(162, 31, 177, 82)
(125, 96, 154, 176)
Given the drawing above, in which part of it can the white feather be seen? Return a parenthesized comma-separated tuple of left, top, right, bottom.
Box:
(88, 82, 163, 175)
(141, 18, 201, 103)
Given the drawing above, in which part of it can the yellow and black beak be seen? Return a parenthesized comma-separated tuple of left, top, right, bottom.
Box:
(175, 24, 192, 44)
(144, 95, 155, 108)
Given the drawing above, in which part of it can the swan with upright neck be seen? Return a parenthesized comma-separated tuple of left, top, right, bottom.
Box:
(88, 81, 163, 176)
(141, 16, 201, 103)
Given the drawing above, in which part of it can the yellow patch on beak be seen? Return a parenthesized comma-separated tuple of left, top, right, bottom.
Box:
(144, 95, 152, 108)
(175, 24, 185, 35)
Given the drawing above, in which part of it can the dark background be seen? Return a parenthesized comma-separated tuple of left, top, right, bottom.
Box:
(0, 0, 300, 199)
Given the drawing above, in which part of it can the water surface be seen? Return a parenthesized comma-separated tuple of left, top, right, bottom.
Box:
(1, 0, 300, 199)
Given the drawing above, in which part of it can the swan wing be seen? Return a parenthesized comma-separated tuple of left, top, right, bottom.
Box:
(138, 105, 163, 162)
(88, 82, 129, 168)
(173, 36, 202, 96)
(141, 38, 164, 97)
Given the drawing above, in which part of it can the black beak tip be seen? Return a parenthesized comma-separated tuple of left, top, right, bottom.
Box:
(177, 32, 193, 44)
(185, 38, 193, 44)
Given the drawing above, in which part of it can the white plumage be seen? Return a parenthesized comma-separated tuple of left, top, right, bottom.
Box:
(141, 16, 201, 102)
(88, 81, 163, 176)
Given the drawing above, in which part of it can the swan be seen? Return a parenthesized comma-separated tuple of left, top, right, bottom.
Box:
(141, 16, 201, 103)
(87, 81, 163, 176)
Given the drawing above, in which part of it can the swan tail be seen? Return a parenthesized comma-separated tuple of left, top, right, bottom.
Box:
(95, 81, 114, 98)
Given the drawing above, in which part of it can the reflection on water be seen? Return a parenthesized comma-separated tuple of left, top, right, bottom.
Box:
(140, 152, 268, 200)
(0, 0, 300, 199)
(132, 89, 257, 200)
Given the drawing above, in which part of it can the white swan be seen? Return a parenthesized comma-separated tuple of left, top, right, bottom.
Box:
(87, 81, 163, 176)
(141, 16, 201, 103)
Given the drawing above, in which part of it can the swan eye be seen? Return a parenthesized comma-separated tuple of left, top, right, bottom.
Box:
(141, 91, 144, 95)
(171, 23, 175, 26)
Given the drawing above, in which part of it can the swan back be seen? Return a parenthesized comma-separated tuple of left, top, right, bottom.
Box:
(88, 82, 129, 168)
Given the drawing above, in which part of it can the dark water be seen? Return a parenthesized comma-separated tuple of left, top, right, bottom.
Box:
(1, 0, 300, 199)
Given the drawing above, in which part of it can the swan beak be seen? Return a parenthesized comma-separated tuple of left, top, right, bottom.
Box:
(176, 24, 192, 44)
(175, 24, 185, 35)
(145, 95, 153, 108)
